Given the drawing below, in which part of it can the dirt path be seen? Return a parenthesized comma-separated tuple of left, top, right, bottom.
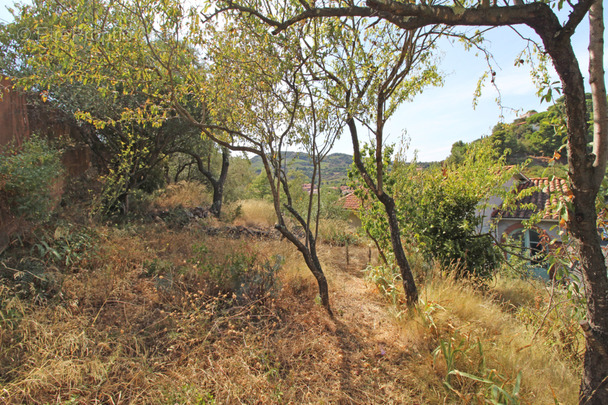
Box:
(324, 246, 407, 345)
(311, 244, 431, 404)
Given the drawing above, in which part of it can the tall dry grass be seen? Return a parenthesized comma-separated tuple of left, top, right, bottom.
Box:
(232, 199, 276, 227)
(151, 181, 210, 209)
(0, 214, 582, 404)
(365, 266, 580, 405)
(1, 223, 353, 404)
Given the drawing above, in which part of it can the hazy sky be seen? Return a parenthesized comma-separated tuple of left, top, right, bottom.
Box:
(1, 1, 603, 162)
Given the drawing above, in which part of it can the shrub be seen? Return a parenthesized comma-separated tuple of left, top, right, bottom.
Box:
(364, 263, 403, 309)
(32, 224, 98, 269)
(350, 141, 509, 279)
(0, 135, 64, 223)
(191, 240, 282, 304)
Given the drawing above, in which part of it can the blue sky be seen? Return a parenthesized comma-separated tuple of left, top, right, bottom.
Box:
(1, 1, 602, 162)
(351, 19, 598, 162)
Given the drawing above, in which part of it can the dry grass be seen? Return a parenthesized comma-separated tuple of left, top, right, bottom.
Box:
(0, 217, 581, 404)
(151, 181, 210, 209)
(232, 199, 276, 227)
(412, 274, 580, 404)
(316, 218, 360, 246)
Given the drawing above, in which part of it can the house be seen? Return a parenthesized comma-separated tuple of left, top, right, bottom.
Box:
(338, 191, 363, 227)
(302, 183, 317, 195)
(340, 185, 353, 195)
(490, 175, 568, 243)
(483, 173, 570, 278)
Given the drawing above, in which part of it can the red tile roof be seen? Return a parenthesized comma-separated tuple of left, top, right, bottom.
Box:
(492, 177, 569, 220)
(302, 183, 317, 194)
(339, 192, 362, 210)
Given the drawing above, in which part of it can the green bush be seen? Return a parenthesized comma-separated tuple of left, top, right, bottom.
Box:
(33, 224, 97, 269)
(0, 135, 64, 223)
(350, 141, 510, 278)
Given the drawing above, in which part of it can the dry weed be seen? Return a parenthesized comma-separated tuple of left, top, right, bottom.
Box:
(408, 272, 580, 404)
(0, 221, 581, 405)
(151, 181, 210, 209)
(232, 199, 276, 228)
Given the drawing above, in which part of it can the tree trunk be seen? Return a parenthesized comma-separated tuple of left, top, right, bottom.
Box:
(209, 147, 230, 218)
(209, 182, 223, 217)
(279, 203, 333, 315)
(534, 2, 608, 402)
(577, 4, 608, 402)
(260, 150, 333, 315)
(347, 117, 419, 306)
(576, 197, 608, 404)
(174, 162, 190, 183)
(305, 246, 332, 315)
(172, 147, 230, 218)
(275, 223, 332, 313)
(378, 193, 419, 306)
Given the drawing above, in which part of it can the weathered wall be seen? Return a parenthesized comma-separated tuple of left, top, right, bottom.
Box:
(28, 99, 92, 176)
(0, 78, 30, 148)
(1, 80, 92, 252)
(28, 98, 83, 142)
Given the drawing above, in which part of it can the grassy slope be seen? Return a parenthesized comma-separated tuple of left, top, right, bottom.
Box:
(0, 195, 580, 404)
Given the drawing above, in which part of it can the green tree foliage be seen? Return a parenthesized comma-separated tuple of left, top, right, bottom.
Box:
(352, 141, 514, 277)
(0, 136, 64, 223)
(1, 0, 229, 216)
(7, 0, 344, 311)
(447, 95, 595, 166)
(222, 155, 253, 203)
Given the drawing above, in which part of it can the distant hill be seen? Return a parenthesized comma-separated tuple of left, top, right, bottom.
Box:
(250, 152, 437, 186)
(249, 152, 354, 186)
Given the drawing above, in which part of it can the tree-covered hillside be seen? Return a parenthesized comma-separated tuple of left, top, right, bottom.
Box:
(250, 152, 436, 186)
(249, 152, 354, 186)
(447, 94, 593, 167)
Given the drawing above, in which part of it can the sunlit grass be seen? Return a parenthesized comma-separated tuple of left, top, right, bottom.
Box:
(232, 199, 276, 227)
(403, 270, 580, 404)
(151, 180, 210, 209)
(0, 210, 581, 404)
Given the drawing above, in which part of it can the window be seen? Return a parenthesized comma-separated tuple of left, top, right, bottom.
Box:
(509, 228, 548, 277)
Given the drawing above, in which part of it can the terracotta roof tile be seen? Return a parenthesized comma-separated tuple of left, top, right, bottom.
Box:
(339, 192, 362, 210)
(492, 177, 569, 220)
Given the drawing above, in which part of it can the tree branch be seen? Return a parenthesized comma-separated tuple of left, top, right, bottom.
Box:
(168, 148, 218, 187)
